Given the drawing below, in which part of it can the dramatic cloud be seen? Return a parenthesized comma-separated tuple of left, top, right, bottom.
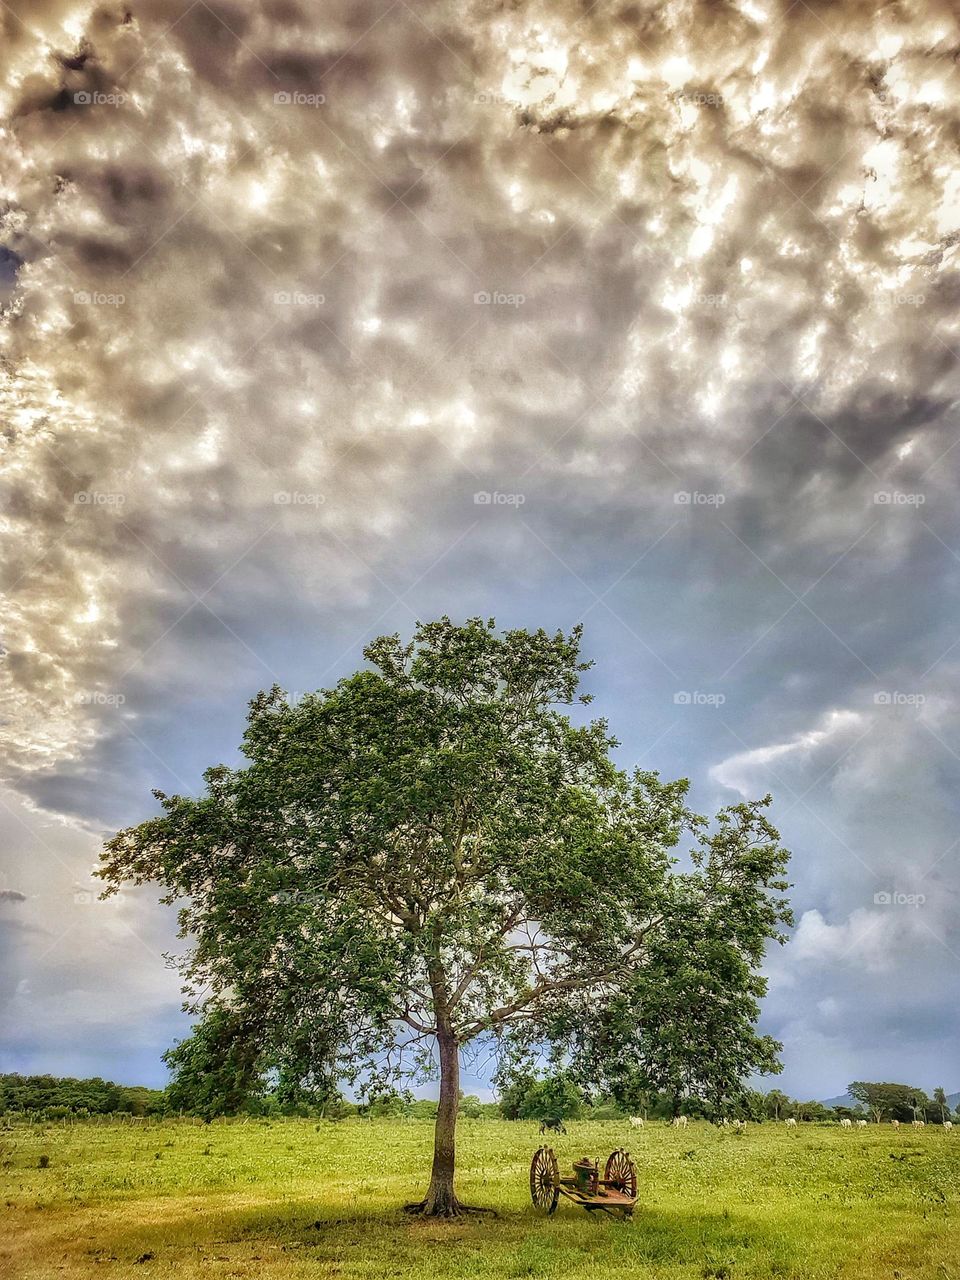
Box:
(2, 0, 959, 1093)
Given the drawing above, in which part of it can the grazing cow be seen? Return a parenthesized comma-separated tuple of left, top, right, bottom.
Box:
(785, 1118, 798, 1128)
(839, 1118, 853, 1129)
(539, 1118, 566, 1135)
(944, 1121, 953, 1131)
(732, 1119, 746, 1133)
(672, 1115, 689, 1129)
(891, 1119, 900, 1129)
(912, 1119, 925, 1129)
(629, 1116, 645, 1129)
(856, 1119, 868, 1128)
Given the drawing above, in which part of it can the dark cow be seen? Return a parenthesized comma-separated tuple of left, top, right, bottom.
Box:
(539, 1117, 567, 1135)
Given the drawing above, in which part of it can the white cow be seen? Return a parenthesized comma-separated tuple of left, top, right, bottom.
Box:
(839, 1118, 852, 1129)
(912, 1119, 925, 1129)
(944, 1121, 953, 1131)
(785, 1118, 798, 1128)
(856, 1119, 868, 1128)
(732, 1119, 746, 1133)
(891, 1119, 900, 1129)
(672, 1115, 689, 1129)
(629, 1116, 645, 1129)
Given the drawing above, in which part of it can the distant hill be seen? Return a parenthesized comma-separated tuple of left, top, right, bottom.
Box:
(819, 1090, 959, 1111)
(820, 1093, 857, 1110)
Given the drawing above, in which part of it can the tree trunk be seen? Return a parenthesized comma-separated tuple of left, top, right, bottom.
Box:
(404, 1027, 492, 1217)
(426, 1027, 460, 1214)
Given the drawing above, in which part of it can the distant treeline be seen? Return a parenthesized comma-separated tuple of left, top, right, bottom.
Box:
(3, 1071, 957, 1125)
(0, 1074, 165, 1119)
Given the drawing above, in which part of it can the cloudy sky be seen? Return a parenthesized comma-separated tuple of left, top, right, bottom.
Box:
(2, 0, 959, 1100)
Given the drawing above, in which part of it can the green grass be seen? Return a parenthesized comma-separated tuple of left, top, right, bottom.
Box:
(2, 1117, 958, 1279)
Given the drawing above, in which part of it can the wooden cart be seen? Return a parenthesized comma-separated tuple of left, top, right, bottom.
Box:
(530, 1146, 638, 1219)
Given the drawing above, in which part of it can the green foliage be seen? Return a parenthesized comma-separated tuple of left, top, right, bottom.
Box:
(0, 1074, 164, 1118)
(848, 1081, 933, 1123)
(99, 617, 792, 1185)
(497, 1071, 584, 1122)
(163, 1008, 267, 1120)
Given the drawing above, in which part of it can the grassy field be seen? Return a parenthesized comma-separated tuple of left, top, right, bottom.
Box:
(2, 1117, 958, 1280)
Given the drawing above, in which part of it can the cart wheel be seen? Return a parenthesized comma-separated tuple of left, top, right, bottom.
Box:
(604, 1148, 638, 1199)
(530, 1146, 560, 1214)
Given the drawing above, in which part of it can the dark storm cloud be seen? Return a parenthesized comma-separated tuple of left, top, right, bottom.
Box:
(2, 0, 960, 1092)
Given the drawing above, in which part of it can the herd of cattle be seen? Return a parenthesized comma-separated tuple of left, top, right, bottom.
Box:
(536, 1115, 955, 1134)
(620, 1115, 954, 1131)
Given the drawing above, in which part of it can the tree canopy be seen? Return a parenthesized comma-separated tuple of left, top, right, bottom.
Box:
(848, 1081, 936, 1123)
(99, 617, 792, 1215)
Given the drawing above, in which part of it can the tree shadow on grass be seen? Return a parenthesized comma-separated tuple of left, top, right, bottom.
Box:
(92, 1197, 803, 1276)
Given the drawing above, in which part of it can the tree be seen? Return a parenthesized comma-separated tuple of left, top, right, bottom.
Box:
(497, 1070, 584, 1123)
(163, 1007, 267, 1119)
(765, 1089, 790, 1122)
(848, 1082, 930, 1124)
(933, 1087, 948, 1124)
(99, 618, 791, 1217)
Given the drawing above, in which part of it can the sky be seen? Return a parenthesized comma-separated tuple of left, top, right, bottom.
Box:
(1, 0, 959, 1101)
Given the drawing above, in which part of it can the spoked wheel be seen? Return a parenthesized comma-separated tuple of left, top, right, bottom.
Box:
(604, 1148, 638, 1199)
(530, 1146, 560, 1214)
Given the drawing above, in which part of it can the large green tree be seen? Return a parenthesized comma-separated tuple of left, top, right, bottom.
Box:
(99, 618, 791, 1216)
(848, 1081, 931, 1124)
